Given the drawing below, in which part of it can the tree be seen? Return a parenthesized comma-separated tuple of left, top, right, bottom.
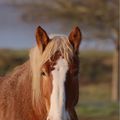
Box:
(112, 31, 119, 101)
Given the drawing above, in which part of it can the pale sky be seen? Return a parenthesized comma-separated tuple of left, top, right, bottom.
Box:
(0, 0, 48, 4)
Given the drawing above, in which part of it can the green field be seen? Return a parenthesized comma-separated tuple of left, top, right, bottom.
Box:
(0, 49, 118, 120)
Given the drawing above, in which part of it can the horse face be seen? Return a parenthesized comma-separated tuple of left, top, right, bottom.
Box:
(41, 52, 79, 120)
(35, 26, 82, 120)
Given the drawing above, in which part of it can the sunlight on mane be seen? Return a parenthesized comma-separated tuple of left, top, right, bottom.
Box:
(29, 35, 73, 110)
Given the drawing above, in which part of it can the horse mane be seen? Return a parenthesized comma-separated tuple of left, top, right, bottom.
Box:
(29, 35, 73, 112)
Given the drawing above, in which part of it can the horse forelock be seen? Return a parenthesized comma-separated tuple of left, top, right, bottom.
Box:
(29, 35, 74, 112)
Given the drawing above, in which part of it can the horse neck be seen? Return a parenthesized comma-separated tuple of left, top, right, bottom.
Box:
(0, 61, 32, 119)
(0, 61, 47, 120)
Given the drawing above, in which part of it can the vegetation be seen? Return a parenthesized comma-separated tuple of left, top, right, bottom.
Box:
(20, 0, 118, 33)
(0, 49, 28, 75)
(76, 102, 118, 119)
(0, 49, 113, 82)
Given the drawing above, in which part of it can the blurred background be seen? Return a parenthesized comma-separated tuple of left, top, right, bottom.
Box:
(0, 0, 119, 120)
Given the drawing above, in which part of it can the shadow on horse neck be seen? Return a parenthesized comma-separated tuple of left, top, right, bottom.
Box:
(0, 26, 82, 120)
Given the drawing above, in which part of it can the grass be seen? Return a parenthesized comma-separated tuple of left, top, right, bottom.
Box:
(76, 102, 118, 117)
(77, 82, 119, 120)
(76, 102, 119, 120)
(79, 83, 112, 102)
(77, 82, 118, 120)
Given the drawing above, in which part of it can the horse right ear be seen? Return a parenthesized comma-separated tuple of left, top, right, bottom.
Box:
(35, 26, 50, 51)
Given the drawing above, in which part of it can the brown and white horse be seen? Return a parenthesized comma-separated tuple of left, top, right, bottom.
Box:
(0, 26, 82, 120)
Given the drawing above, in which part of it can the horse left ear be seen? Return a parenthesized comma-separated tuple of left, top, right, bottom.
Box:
(69, 26, 82, 53)
(35, 26, 50, 51)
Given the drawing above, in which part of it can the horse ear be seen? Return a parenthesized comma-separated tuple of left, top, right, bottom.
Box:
(69, 26, 82, 53)
(35, 26, 50, 51)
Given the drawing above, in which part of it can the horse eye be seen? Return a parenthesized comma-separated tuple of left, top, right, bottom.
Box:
(41, 71, 46, 76)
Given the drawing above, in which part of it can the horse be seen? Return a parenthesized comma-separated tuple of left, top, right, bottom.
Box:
(0, 26, 82, 120)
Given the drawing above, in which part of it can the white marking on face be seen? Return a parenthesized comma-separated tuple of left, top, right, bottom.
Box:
(47, 57, 70, 120)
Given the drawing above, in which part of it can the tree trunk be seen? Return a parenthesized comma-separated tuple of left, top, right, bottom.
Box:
(112, 39, 119, 101)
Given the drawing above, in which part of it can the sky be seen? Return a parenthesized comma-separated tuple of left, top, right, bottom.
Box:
(0, 0, 115, 50)
(0, 0, 49, 4)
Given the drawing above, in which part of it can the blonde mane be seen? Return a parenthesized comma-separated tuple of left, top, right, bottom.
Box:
(29, 35, 73, 110)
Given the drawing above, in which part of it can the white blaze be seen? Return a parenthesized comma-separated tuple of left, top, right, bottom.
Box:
(47, 57, 70, 120)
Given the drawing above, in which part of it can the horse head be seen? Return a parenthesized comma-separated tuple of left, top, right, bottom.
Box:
(30, 26, 82, 120)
